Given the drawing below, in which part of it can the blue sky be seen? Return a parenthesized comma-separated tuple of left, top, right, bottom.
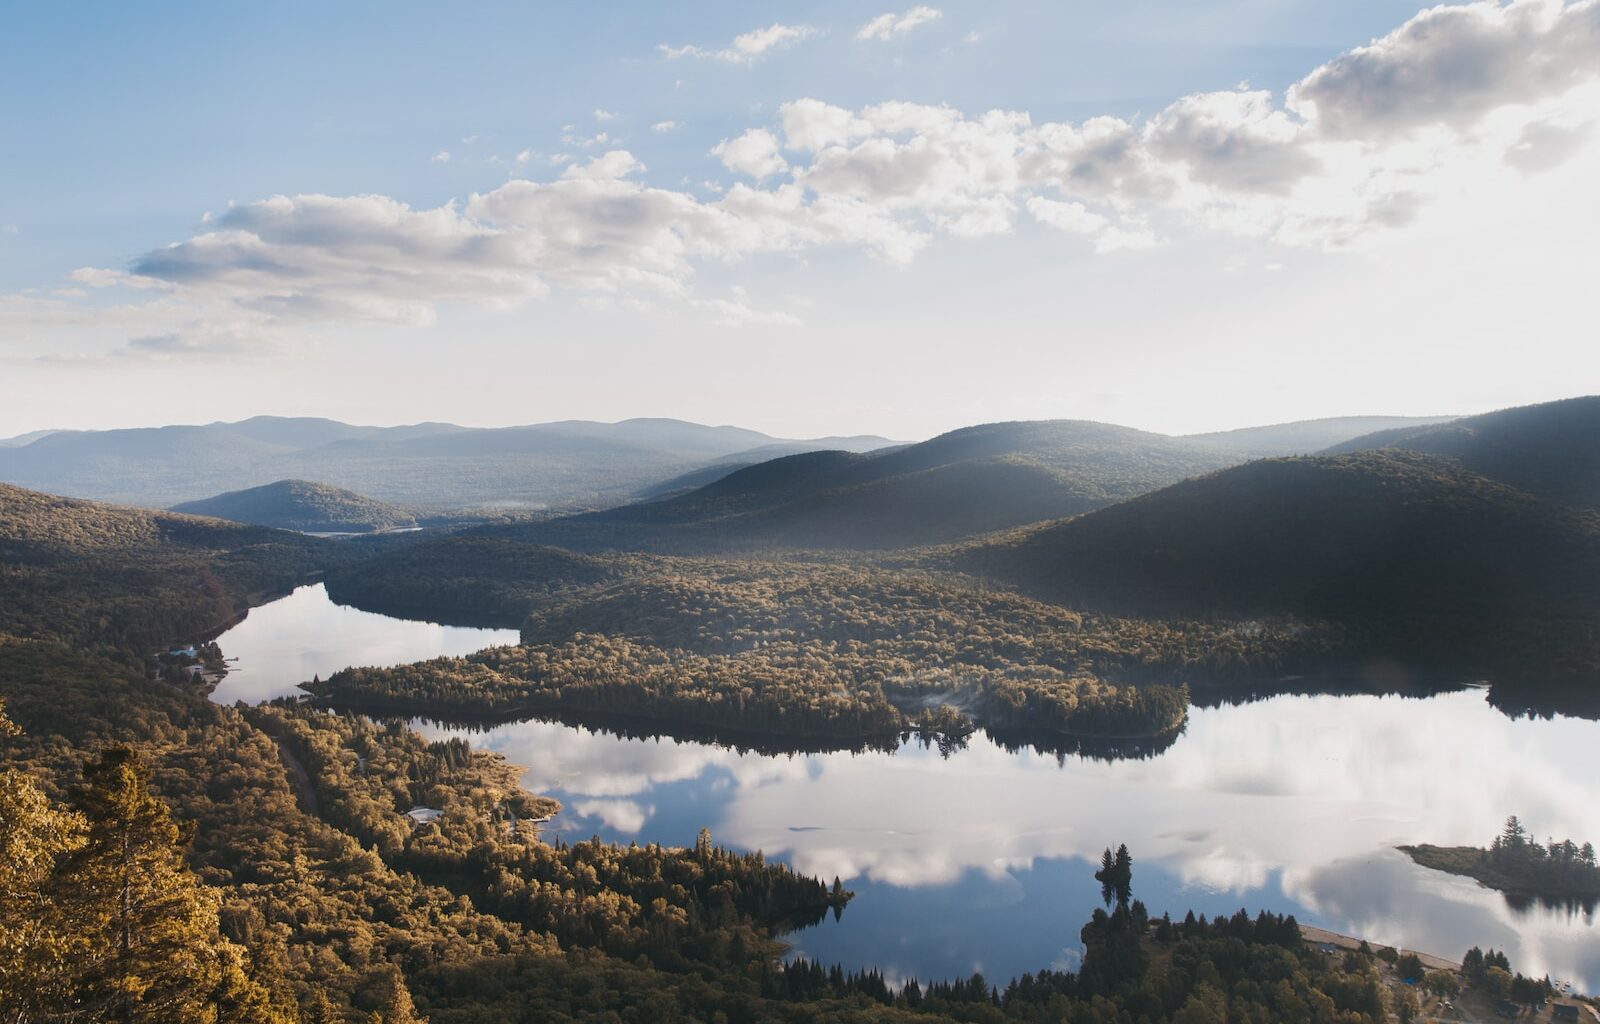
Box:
(3, 1, 1597, 439)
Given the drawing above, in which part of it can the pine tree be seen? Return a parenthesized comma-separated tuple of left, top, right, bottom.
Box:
(59, 745, 260, 1023)
(0, 766, 90, 1023)
(366, 964, 426, 1024)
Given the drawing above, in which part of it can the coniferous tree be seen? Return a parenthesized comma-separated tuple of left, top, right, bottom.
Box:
(365, 965, 426, 1024)
(0, 765, 90, 1023)
(59, 745, 273, 1023)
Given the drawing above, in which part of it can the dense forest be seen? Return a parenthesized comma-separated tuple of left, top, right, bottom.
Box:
(0, 482, 333, 654)
(320, 547, 1357, 741)
(955, 449, 1600, 685)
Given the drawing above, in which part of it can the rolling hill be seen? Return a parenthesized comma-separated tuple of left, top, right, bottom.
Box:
(0, 482, 331, 650)
(172, 479, 418, 534)
(954, 449, 1600, 679)
(0, 416, 895, 511)
(1325, 396, 1600, 509)
(511, 419, 1241, 552)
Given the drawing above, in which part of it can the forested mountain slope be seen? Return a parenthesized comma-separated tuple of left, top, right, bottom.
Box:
(1326, 396, 1600, 509)
(954, 451, 1600, 680)
(173, 479, 418, 533)
(510, 420, 1240, 552)
(0, 482, 330, 651)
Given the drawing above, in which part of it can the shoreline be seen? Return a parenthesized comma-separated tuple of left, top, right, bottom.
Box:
(1298, 924, 1460, 972)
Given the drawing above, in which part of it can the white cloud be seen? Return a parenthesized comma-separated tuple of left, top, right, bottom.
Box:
(593, 108, 617, 122)
(711, 128, 789, 179)
(561, 130, 609, 148)
(431, 150, 451, 163)
(651, 120, 681, 133)
(660, 22, 818, 64)
(33, 1, 1600, 356)
(857, 6, 943, 42)
(560, 150, 645, 180)
(1288, 0, 1600, 140)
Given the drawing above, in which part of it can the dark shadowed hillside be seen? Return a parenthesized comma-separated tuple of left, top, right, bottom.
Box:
(955, 450, 1600, 679)
(1326, 396, 1600, 509)
(172, 479, 418, 533)
(513, 420, 1240, 552)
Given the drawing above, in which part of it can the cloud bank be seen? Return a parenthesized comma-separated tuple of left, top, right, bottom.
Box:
(51, 0, 1600, 354)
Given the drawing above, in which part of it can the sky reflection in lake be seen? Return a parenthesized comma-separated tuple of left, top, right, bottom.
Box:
(218, 586, 1599, 987)
(210, 583, 518, 704)
(415, 690, 1600, 988)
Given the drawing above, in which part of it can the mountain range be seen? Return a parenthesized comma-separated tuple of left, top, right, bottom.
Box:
(0, 416, 896, 511)
(475, 415, 1482, 552)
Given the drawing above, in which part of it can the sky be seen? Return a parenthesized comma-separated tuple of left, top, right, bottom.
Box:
(2, 0, 1598, 441)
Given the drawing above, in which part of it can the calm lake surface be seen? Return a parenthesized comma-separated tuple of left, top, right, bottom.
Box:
(215, 583, 1600, 989)
(208, 583, 519, 705)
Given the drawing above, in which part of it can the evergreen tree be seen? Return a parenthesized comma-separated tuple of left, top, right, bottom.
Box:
(365, 964, 426, 1024)
(1113, 844, 1133, 907)
(0, 766, 90, 1022)
(60, 745, 269, 1023)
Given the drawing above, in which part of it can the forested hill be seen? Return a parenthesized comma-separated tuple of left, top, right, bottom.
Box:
(0, 482, 332, 652)
(500, 420, 1241, 552)
(1325, 396, 1600, 509)
(173, 479, 418, 533)
(953, 450, 1600, 680)
(0, 415, 895, 510)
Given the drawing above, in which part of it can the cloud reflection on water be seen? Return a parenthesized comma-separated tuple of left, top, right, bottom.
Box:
(417, 688, 1600, 985)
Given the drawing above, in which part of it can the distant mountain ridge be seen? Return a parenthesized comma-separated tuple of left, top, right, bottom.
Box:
(172, 479, 418, 534)
(1182, 415, 1458, 459)
(505, 419, 1244, 552)
(0, 416, 897, 511)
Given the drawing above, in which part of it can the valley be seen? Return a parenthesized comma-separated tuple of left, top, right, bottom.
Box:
(5, 396, 1600, 1021)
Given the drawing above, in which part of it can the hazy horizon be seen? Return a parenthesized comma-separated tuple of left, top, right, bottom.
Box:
(0, 402, 1483, 446)
(5, 1, 1598, 438)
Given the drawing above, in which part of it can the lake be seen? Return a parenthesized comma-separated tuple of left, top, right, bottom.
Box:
(214, 583, 1600, 990)
(208, 582, 519, 705)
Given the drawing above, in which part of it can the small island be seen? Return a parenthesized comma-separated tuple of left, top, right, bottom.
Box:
(1402, 816, 1600, 904)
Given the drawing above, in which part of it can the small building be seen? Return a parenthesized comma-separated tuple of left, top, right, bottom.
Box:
(405, 807, 443, 827)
